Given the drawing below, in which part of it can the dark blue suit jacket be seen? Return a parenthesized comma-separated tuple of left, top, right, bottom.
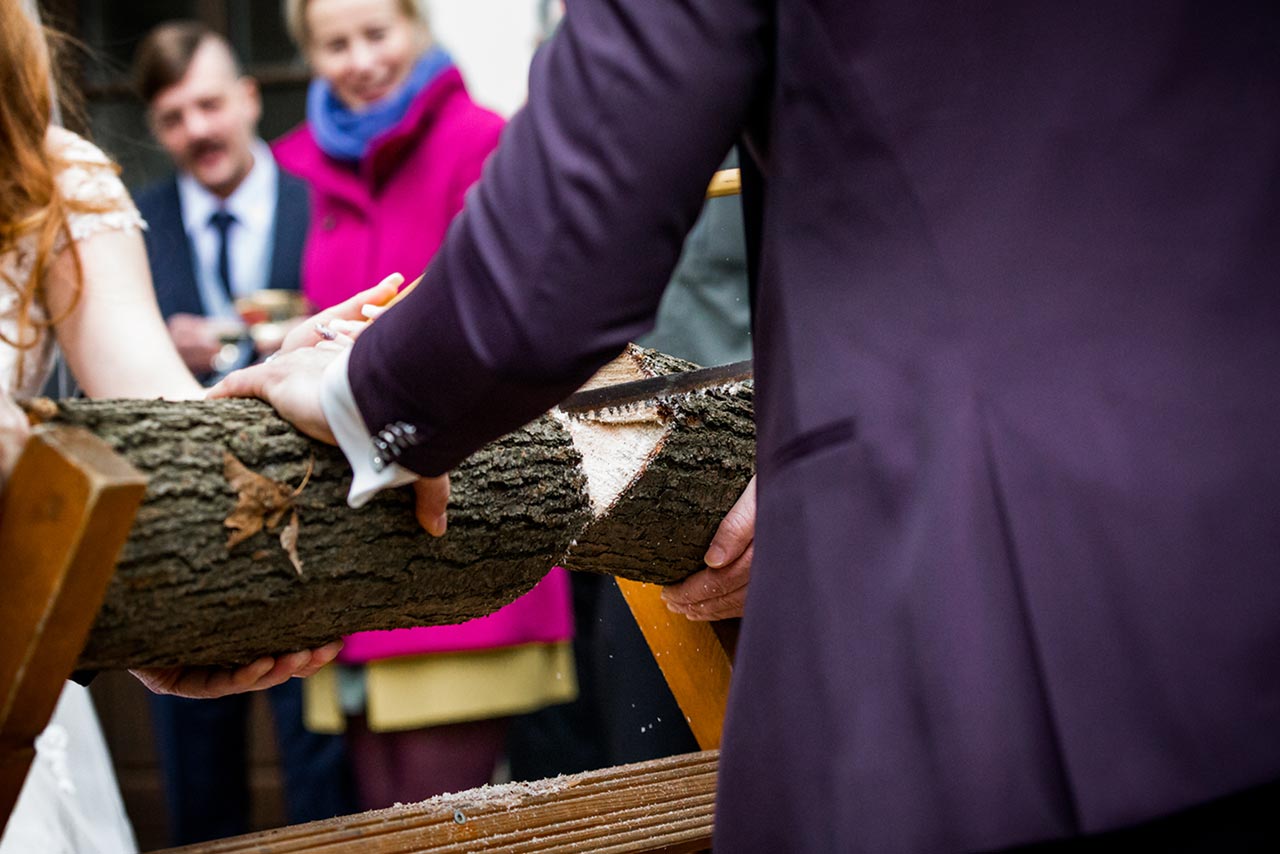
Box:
(345, 2, 1280, 851)
(134, 169, 310, 319)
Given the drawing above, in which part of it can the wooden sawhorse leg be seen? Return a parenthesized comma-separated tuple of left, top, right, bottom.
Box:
(613, 578, 735, 751)
(0, 426, 147, 835)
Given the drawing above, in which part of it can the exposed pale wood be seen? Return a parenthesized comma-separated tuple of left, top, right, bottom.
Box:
(706, 168, 742, 199)
(614, 579, 733, 751)
(162, 750, 719, 854)
(0, 426, 147, 834)
(560, 348, 755, 586)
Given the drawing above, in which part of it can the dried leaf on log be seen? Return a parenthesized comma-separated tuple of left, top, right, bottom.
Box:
(223, 451, 312, 557)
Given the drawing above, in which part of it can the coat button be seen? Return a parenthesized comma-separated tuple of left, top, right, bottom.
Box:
(322, 215, 336, 231)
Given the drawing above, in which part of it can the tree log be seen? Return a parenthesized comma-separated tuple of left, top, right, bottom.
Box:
(38, 347, 753, 670)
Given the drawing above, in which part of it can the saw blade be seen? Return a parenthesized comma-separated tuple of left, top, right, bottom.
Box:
(557, 359, 753, 418)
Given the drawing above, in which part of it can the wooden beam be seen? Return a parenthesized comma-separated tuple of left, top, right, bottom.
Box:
(162, 750, 719, 854)
(0, 426, 147, 833)
(614, 579, 733, 751)
(705, 168, 741, 199)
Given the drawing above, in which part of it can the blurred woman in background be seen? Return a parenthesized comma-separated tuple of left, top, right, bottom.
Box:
(276, 0, 505, 310)
(274, 0, 576, 810)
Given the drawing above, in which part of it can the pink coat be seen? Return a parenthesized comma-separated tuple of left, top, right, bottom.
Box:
(275, 69, 573, 663)
(274, 67, 503, 311)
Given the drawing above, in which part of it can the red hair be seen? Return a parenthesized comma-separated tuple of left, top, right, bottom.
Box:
(0, 0, 107, 383)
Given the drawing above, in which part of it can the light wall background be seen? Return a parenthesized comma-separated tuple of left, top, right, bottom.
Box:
(426, 0, 545, 117)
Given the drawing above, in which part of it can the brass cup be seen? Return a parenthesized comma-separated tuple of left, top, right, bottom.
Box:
(233, 289, 310, 325)
(233, 290, 311, 355)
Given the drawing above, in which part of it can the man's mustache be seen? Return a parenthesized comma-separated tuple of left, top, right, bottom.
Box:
(184, 138, 225, 162)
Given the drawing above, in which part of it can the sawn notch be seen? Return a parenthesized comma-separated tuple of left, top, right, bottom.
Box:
(558, 359, 753, 418)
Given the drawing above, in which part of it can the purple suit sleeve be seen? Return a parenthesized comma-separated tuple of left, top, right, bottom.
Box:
(347, 0, 769, 476)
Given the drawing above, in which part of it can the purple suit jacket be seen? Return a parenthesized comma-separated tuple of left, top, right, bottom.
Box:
(348, 2, 1280, 850)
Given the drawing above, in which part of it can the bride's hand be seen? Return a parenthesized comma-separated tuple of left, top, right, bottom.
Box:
(129, 641, 343, 699)
(276, 272, 404, 355)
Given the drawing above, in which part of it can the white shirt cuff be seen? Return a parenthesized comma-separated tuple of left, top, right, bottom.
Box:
(321, 348, 418, 508)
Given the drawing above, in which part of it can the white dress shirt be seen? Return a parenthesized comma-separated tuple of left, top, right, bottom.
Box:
(322, 348, 418, 507)
(176, 139, 279, 320)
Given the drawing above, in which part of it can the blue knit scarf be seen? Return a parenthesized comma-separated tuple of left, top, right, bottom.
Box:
(307, 47, 454, 162)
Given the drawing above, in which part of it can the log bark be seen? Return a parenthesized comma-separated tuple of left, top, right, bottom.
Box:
(39, 347, 753, 670)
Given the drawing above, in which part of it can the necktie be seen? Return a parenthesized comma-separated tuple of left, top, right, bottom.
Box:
(207, 209, 251, 376)
(208, 209, 237, 303)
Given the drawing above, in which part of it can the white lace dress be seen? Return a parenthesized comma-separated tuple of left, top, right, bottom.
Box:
(0, 129, 141, 854)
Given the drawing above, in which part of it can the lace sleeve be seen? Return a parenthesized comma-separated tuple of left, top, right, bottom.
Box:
(49, 129, 147, 243)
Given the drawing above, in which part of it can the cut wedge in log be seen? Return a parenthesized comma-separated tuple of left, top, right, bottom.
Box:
(557, 348, 755, 584)
(35, 346, 753, 670)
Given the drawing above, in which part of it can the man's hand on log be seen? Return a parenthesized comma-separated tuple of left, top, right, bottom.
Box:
(211, 329, 452, 538)
(211, 345, 340, 444)
(214, 272, 454, 537)
(414, 475, 451, 537)
(129, 641, 343, 699)
(661, 475, 755, 621)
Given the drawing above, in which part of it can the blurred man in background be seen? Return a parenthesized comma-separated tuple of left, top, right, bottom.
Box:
(130, 21, 352, 846)
(134, 21, 308, 383)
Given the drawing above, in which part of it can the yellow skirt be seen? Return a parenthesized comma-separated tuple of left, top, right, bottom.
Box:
(304, 641, 577, 733)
